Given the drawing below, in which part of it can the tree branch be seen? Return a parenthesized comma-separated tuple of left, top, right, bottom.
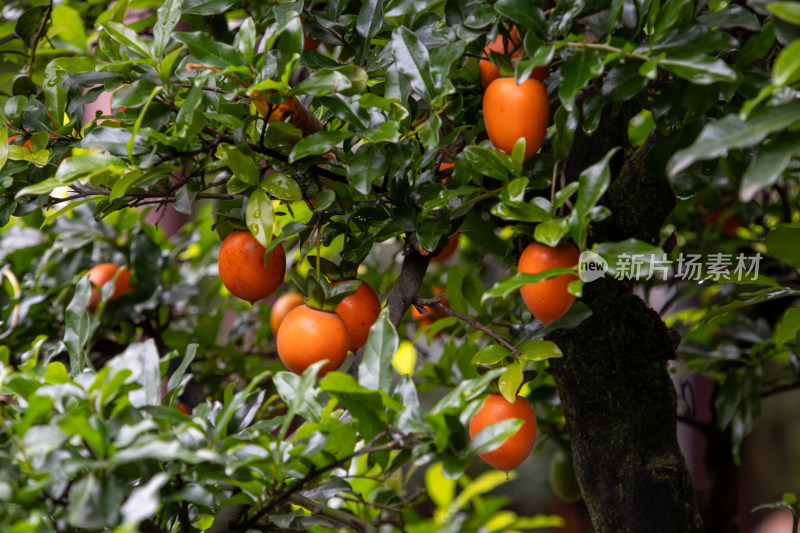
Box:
(27, 0, 53, 74)
(287, 493, 377, 533)
(385, 238, 431, 329)
(414, 296, 521, 356)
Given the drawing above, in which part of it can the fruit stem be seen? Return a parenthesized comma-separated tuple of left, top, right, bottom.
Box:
(550, 160, 559, 203)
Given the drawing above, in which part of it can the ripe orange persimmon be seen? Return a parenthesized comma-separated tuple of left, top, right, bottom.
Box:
(483, 77, 549, 162)
(334, 280, 381, 352)
(518, 242, 579, 324)
(85, 263, 135, 313)
(270, 293, 305, 334)
(277, 305, 350, 376)
(479, 28, 548, 88)
(469, 394, 537, 471)
(218, 231, 286, 304)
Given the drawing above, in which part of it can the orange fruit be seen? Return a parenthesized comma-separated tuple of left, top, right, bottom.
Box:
(334, 280, 381, 352)
(705, 207, 741, 236)
(479, 28, 548, 88)
(270, 293, 306, 334)
(518, 242, 578, 324)
(218, 231, 286, 304)
(177, 401, 191, 415)
(85, 263, 135, 313)
(483, 77, 549, 162)
(469, 394, 537, 471)
(430, 233, 459, 263)
(277, 305, 350, 376)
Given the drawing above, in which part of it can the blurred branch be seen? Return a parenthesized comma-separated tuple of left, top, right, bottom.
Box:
(287, 493, 376, 533)
(27, 0, 53, 74)
(237, 429, 420, 532)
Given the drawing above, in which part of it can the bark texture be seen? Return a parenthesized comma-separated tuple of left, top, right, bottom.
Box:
(547, 104, 704, 531)
(549, 278, 703, 532)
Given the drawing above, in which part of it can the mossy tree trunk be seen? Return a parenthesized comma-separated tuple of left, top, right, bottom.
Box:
(546, 109, 704, 531)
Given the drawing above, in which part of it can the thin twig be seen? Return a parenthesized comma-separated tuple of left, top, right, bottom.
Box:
(287, 494, 376, 533)
(27, 0, 54, 74)
(415, 296, 522, 356)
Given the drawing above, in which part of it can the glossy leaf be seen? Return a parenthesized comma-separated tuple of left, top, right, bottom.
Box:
(360, 309, 398, 393)
(668, 101, 800, 176)
(245, 188, 274, 248)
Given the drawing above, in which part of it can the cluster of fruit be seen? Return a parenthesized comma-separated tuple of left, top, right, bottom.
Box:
(217, 231, 382, 377)
(466, 29, 581, 486)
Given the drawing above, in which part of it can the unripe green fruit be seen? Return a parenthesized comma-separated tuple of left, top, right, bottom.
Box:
(549, 449, 582, 503)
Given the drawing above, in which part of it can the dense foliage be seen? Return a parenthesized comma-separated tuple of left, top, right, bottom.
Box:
(1, 0, 800, 531)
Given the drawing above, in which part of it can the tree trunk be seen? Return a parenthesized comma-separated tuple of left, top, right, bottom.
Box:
(549, 278, 704, 532)
(547, 103, 704, 530)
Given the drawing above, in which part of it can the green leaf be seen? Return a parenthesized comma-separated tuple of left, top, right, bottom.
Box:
(766, 223, 800, 269)
(463, 146, 510, 181)
(101, 22, 153, 59)
(174, 31, 246, 69)
(768, 2, 800, 24)
(739, 133, 800, 202)
(553, 107, 576, 160)
(471, 345, 512, 365)
(391, 27, 435, 103)
(15, 177, 61, 197)
(775, 307, 800, 349)
(773, 40, 800, 87)
(0, 127, 7, 171)
(499, 362, 523, 402)
(347, 143, 388, 195)
(65, 276, 91, 376)
(245, 188, 274, 248)
(237, 17, 256, 65)
(559, 47, 605, 113)
(355, 0, 384, 66)
(668, 101, 800, 177)
(359, 309, 397, 393)
(482, 269, 575, 302)
(43, 62, 70, 131)
(594, 239, 665, 278)
(660, 53, 738, 85)
(274, 370, 323, 429)
(289, 130, 353, 162)
(175, 83, 203, 137)
(111, 79, 159, 109)
(119, 473, 169, 528)
(466, 417, 523, 456)
(517, 340, 563, 361)
(15, 6, 47, 46)
(573, 147, 619, 220)
(697, 5, 760, 30)
(8, 145, 50, 166)
(320, 372, 390, 440)
(495, 0, 546, 32)
(182, 0, 237, 15)
(56, 154, 125, 183)
(154, 0, 181, 57)
(534, 218, 570, 248)
(263, 172, 302, 202)
(220, 145, 259, 185)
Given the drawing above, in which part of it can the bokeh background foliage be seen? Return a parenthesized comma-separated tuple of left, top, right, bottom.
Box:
(1, 0, 800, 531)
